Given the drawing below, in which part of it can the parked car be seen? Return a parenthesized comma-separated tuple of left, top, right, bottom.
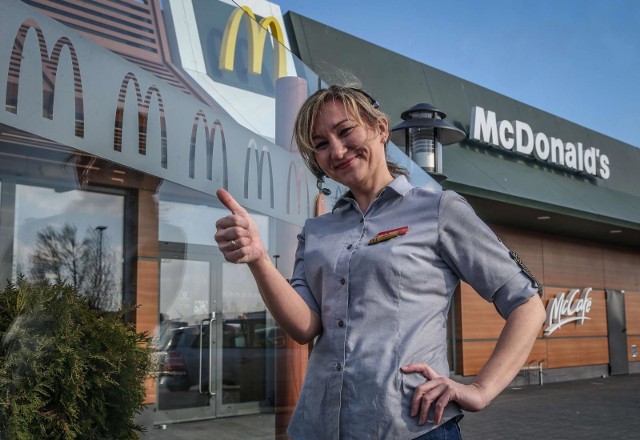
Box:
(157, 323, 207, 392)
(156, 316, 277, 404)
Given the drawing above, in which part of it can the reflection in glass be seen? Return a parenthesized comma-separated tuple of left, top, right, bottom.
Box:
(222, 262, 274, 407)
(159, 199, 270, 249)
(13, 184, 124, 310)
(160, 259, 210, 326)
(155, 176, 278, 422)
(158, 258, 213, 411)
(156, 180, 220, 409)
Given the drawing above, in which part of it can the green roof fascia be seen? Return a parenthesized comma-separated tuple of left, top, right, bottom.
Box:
(443, 144, 640, 230)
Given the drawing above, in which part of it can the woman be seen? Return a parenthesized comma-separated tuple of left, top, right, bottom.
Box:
(215, 85, 546, 439)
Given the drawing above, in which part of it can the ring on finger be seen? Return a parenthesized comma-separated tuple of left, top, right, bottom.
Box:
(231, 239, 238, 250)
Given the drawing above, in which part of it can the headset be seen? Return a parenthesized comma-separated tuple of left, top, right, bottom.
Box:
(316, 173, 332, 196)
(348, 87, 380, 109)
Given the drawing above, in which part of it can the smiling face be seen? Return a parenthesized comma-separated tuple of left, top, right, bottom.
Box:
(311, 100, 392, 197)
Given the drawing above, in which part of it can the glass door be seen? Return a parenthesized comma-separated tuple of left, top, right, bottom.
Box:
(155, 241, 275, 425)
(218, 261, 275, 417)
(156, 243, 220, 423)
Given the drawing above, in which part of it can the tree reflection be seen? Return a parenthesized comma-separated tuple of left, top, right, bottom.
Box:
(28, 223, 119, 310)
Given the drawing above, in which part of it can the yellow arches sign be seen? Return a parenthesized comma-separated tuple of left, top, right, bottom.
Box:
(219, 6, 287, 79)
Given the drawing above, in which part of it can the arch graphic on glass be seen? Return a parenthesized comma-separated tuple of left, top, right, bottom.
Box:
(5, 18, 84, 137)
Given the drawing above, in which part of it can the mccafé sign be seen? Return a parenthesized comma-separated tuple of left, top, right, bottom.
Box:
(470, 106, 611, 179)
(544, 288, 593, 336)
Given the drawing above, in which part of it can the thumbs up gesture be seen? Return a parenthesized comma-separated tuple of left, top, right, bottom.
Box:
(214, 188, 267, 264)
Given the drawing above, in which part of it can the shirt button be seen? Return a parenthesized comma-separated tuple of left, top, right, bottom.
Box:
(360, 218, 364, 223)
(340, 278, 346, 285)
(335, 363, 342, 371)
(338, 320, 344, 327)
(347, 244, 352, 250)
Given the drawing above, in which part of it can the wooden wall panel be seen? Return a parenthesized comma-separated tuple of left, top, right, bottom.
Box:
(459, 282, 505, 340)
(603, 247, 640, 291)
(542, 288, 607, 337)
(136, 259, 159, 404)
(137, 189, 159, 257)
(135, 260, 159, 335)
(491, 224, 545, 285)
(460, 339, 547, 376)
(542, 237, 605, 288)
(527, 339, 549, 367)
(624, 292, 640, 335)
(627, 336, 640, 362)
(134, 188, 160, 404)
(460, 340, 495, 376)
(134, 260, 160, 403)
(145, 376, 157, 405)
(546, 337, 609, 368)
(457, 225, 640, 377)
(135, 259, 159, 404)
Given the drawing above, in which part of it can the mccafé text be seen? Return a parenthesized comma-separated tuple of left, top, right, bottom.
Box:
(544, 288, 593, 336)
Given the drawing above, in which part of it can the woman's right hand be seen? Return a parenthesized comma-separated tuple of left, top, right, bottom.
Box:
(214, 188, 267, 265)
(215, 190, 321, 344)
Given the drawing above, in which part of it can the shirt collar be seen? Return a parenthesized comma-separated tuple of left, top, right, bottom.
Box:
(332, 175, 413, 213)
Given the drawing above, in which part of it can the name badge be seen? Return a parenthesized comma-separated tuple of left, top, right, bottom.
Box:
(368, 226, 409, 245)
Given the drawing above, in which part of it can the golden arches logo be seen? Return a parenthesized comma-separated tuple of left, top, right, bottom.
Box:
(113, 72, 168, 169)
(189, 109, 228, 189)
(5, 19, 84, 138)
(219, 6, 287, 79)
(286, 161, 311, 217)
(244, 140, 275, 208)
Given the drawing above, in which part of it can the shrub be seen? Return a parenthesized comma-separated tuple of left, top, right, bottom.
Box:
(0, 276, 153, 439)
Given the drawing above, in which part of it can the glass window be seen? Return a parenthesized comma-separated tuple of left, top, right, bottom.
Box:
(13, 184, 124, 310)
(159, 199, 269, 249)
(160, 258, 210, 326)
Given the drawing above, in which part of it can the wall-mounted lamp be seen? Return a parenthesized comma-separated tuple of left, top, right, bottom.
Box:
(390, 103, 466, 182)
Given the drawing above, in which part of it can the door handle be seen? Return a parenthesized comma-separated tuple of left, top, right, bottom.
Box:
(199, 313, 216, 396)
(208, 315, 216, 397)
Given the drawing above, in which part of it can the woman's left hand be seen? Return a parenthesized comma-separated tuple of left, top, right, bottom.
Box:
(400, 363, 488, 426)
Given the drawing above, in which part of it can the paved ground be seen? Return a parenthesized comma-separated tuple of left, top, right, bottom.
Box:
(140, 374, 640, 439)
(460, 374, 640, 440)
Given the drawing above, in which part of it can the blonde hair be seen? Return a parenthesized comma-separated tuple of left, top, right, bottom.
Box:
(293, 85, 407, 180)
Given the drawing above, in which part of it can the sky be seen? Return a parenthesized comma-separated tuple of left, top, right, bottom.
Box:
(272, 0, 640, 148)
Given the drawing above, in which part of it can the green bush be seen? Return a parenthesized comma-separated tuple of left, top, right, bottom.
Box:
(0, 276, 154, 439)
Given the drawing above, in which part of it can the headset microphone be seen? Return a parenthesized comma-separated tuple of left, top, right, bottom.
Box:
(316, 174, 332, 196)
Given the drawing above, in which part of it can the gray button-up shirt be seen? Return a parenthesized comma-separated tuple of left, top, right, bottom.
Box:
(288, 176, 538, 440)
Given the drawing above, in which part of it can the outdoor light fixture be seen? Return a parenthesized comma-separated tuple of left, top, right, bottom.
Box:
(390, 103, 466, 182)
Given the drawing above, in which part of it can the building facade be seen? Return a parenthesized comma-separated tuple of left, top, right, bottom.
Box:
(0, 0, 638, 436)
(285, 10, 640, 383)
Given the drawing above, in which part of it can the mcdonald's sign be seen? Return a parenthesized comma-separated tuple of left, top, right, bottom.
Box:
(113, 72, 168, 169)
(244, 140, 275, 208)
(5, 19, 84, 138)
(286, 161, 311, 217)
(189, 109, 228, 189)
(219, 5, 287, 79)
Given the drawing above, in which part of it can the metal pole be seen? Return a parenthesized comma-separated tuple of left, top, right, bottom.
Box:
(95, 226, 107, 287)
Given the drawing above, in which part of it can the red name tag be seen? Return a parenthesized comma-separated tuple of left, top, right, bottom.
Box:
(368, 226, 409, 245)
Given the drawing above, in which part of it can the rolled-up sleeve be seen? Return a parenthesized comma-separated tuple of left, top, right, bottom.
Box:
(437, 191, 539, 318)
(289, 225, 321, 315)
